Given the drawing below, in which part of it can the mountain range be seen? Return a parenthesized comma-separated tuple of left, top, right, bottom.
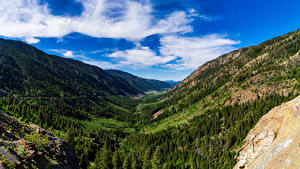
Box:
(107, 69, 175, 93)
(0, 29, 299, 169)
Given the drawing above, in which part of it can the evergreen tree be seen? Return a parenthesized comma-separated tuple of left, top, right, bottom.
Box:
(142, 147, 152, 169)
(151, 146, 162, 169)
(112, 150, 121, 169)
(122, 155, 130, 169)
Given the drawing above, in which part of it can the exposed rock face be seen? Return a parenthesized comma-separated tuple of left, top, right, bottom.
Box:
(0, 111, 79, 169)
(152, 110, 164, 119)
(234, 95, 300, 169)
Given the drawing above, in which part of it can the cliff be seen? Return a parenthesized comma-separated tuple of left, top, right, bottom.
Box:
(234, 95, 300, 169)
(0, 111, 79, 169)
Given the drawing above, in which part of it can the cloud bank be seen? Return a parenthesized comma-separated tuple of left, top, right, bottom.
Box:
(0, 0, 193, 42)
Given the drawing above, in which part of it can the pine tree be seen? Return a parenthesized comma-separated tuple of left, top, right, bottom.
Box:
(131, 154, 139, 169)
(98, 142, 112, 169)
(112, 150, 121, 169)
(122, 155, 130, 169)
(151, 146, 162, 169)
(142, 147, 152, 169)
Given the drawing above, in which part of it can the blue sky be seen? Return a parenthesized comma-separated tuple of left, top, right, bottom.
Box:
(0, 0, 299, 81)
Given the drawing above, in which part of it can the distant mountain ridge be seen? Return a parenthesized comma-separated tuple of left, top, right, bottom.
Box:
(107, 69, 175, 92)
(164, 80, 181, 86)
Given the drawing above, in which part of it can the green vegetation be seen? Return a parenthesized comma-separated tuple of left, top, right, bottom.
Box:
(0, 155, 16, 169)
(25, 132, 49, 152)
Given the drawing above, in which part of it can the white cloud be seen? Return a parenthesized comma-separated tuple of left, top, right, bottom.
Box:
(105, 34, 240, 70)
(108, 46, 175, 68)
(24, 37, 40, 44)
(0, 0, 195, 42)
(63, 51, 74, 57)
(48, 33, 239, 70)
(48, 49, 88, 59)
(83, 60, 119, 69)
(159, 34, 240, 69)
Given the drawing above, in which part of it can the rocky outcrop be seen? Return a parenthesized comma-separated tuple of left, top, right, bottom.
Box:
(234, 95, 300, 169)
(0, 111, 79, 169)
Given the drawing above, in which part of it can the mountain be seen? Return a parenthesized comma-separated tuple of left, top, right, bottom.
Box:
(164, 80, 181, 86)
(0, 38, 144, 168)
(234, 95, 300, 169)
(107, 69, 175, 92)
(159, 29, 300, 123)
(0, 38, 141, 97)
(120, 29, 300, 168)
(0, 111, 79, 169)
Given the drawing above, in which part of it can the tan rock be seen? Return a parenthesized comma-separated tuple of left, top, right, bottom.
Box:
(153, 110, 164, 119)
(234, 95, 300, 169)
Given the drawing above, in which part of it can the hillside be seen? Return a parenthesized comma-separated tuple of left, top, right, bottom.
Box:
(0, 111, 79, 169)
(234, 95, 300, 169)
(119, 29, 300, 168)
(0, 38, 141, 97)
(0, 38, 144, 168)
(107, 69, 175, 92)
(147, 29, 300, 132)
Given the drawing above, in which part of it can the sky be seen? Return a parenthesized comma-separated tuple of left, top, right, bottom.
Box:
(0, 0, 299, 81)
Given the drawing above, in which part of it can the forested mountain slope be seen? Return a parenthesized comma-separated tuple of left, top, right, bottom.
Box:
(0, 38, 144, 168)
(118, 29, 300, 168)
(148, 29, 300, 131)
(0, 38, 141, 97)
(107, 69, 175, 92)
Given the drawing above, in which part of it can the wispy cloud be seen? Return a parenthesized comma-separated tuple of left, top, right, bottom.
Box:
(0, 0, 195, 42)
(105, 34, 240, 70)
(83, 60, 119, 69)
(48, 49, 88, 59)
(107, 46, 175, 68)
(159, 34, 240, 69)
(24, 37, 40, 44)
(63, 51, 74, 58)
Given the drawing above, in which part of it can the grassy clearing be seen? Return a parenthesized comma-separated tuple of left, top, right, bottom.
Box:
(139, 91, 166, 103)
(83, 117, 135, 133)
(142, 102, 205, 134)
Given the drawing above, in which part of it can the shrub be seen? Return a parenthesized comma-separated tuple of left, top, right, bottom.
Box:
(25, 132, 49, 152)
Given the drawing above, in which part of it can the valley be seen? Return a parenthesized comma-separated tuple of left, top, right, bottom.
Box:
(0, 28, 299, 169)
